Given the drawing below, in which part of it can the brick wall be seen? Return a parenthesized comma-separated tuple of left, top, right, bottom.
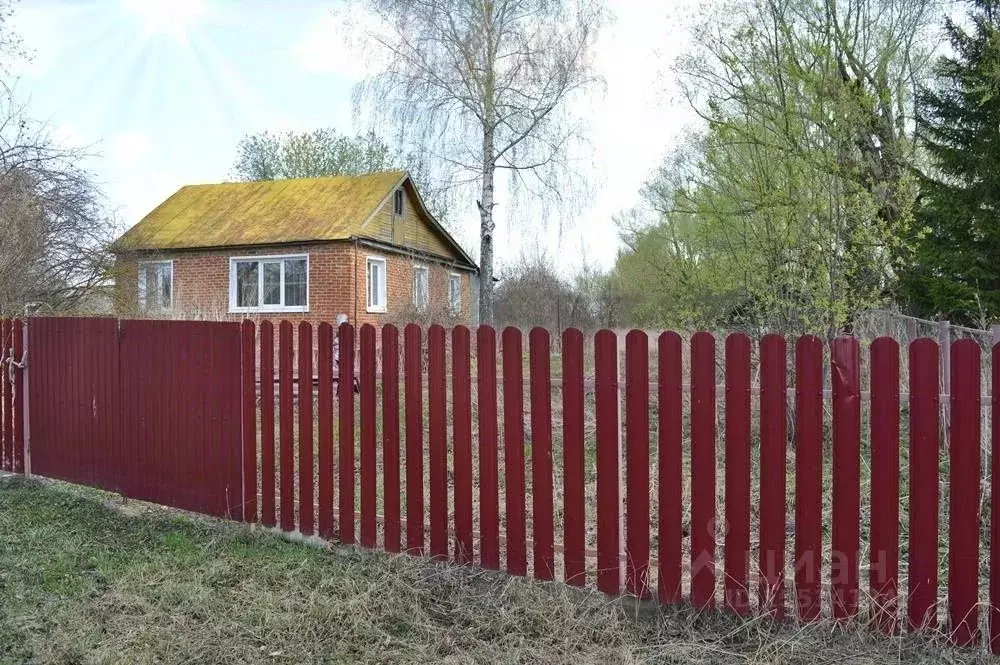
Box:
(114, 240, 473, 329)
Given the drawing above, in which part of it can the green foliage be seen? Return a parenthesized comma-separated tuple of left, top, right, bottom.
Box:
(612, 0, 933, 334)
(230, 128, 451, 221)
(899, 0, 1000, 326)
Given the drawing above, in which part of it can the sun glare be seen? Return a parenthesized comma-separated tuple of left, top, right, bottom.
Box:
(121, 0, 207, 42)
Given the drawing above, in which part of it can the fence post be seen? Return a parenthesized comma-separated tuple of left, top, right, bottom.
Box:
(940, 320, 951, 442)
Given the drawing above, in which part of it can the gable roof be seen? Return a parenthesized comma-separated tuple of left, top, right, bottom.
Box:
(112, 171, 476, 268)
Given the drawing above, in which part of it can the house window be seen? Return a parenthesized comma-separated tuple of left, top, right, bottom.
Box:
(138, 261, 172, 312)
(413, 265, 429, 311)
(393, 188, 404, 216)
(448, 273, 462, 314)
(367, 256, 387, 312)
(229, 254, 308, 313)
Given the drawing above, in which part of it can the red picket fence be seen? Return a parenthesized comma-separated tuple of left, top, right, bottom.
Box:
(7, 317, 1000, 652)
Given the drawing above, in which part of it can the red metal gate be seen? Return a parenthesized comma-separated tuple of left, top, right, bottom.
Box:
(27, 317, 244, 519)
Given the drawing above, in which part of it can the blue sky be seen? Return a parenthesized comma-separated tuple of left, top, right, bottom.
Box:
(11, 0, 696, 272)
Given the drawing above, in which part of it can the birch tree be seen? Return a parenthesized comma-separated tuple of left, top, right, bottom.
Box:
(353, 0, 606, 325)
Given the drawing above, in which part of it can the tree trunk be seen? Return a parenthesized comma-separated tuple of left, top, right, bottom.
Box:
(479, 128, 496, 327)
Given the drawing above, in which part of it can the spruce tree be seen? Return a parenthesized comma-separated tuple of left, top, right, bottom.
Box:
(901, 0, 1000, 325)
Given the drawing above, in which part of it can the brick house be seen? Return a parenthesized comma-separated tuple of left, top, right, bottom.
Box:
(111, 171, 478, 327)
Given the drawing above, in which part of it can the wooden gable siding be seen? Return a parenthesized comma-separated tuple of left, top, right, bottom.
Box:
(363, 182, 457, 261)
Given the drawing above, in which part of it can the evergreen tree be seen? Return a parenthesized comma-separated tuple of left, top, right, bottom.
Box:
(901, 0, 1000, 326)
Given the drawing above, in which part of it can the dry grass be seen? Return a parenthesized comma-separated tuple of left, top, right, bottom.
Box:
(0, 475, 993, 664)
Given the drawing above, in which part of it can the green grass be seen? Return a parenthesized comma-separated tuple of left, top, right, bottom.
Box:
(0, 475, 992, 664)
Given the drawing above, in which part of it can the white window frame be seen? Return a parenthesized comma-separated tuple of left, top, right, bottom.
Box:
(448, 272, 462, 314)
(138, 260, 173, 312)
(228, 253, 309, 314)
(413, 264, 430, 311)
(367, 256, 387, 313)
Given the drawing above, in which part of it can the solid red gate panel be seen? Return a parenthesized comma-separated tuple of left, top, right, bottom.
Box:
(118, 319, 243, 519)
(27, 317, 121, 490)
(949, 339, 981, 647)
(724, 333, 750, 614)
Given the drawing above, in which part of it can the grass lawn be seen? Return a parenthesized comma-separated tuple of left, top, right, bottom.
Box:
(0, 475, 991, 665)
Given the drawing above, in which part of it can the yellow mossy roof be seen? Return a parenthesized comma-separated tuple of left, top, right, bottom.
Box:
(113, 171, 408, 252)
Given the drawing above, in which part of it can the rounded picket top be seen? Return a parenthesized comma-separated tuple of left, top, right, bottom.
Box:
(382, 322, 399, 338)
(760, 333, 786, 362)
(562, 327, 583, 346)
(796, 334, 823, 355)
(625, 328, 648, 347)
(725, 331, 751, 355)
(298, 319, 312, 334)
(870, 335, 900, 357)
(909, 336, 938, 356)
(658, 330, 682, 353)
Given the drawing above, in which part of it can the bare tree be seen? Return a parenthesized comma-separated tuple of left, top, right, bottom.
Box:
(0, 93, 115, 314)
(352, 0, 606, 326)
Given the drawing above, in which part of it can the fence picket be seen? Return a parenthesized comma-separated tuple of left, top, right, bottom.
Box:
(625, 330, 650, 598)
(477, 326, 500, 569)
(278, 321, 295, 533)
(562, 328, 586, 587)
(382, 325, 401, 553)
(724, 333, 750, 614)
(404, 324, 424, 554)
(530, 328, 555, 581)
(831, 336, 861, 619)
(298, 322, 315, 536)
(428, 325, 448, 560)
(691, 332, 716, 609)
(502, 327, 527, 576)
(760, 334, 786, 616)
(658, 331, 683, 604)
(870, 337, 900, 634)
(241, 321, 257, 524)
(359, 324, 377, 548)
(794, 336, 823, 621)
(453, 326, 474, 564)
(338, 323, 356, 545)
(260, 321, 276, 528)
(949, 339, 981, 647)
(908, 338, 939, 631)
(595, 329, 621, 595)
(317, 322, 335, 540)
